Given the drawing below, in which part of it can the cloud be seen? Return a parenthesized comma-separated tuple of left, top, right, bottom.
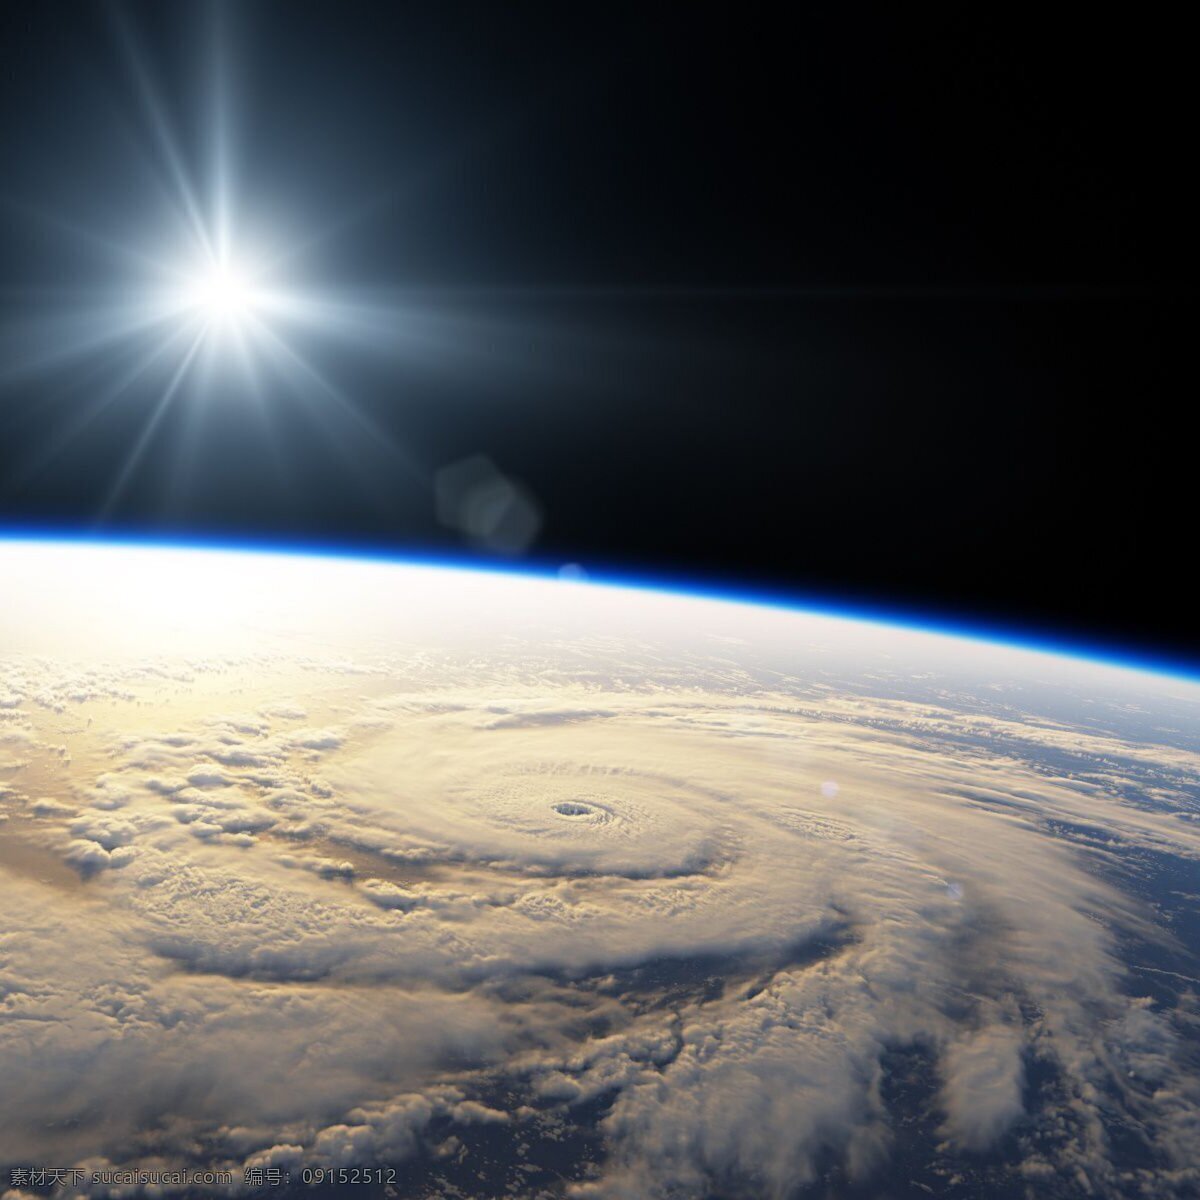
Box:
(30, 797, 73, 817)
(187, 769, 235, 789)
(68, 814, 139, 850)
(63, 838, 137, 873)
(940, 1019, 1026, 1150)
(287, 729, 344, 752)
(482, 706, 618, 730)
(209, 714, 271, 736)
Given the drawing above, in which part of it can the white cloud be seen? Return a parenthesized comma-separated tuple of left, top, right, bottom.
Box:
(940, 1020, 1026, 1150)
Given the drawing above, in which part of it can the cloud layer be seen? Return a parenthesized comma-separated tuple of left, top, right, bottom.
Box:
(2, 542, 1199, 1197)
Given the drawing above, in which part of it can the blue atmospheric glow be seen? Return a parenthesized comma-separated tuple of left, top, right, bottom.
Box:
(1, 527, 1195, 685)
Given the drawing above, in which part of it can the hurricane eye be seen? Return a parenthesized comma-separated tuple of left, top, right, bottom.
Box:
(553, 802, 594, 817)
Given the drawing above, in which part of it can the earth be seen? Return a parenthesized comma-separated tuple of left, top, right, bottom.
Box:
(1, 540, 1199, 1200)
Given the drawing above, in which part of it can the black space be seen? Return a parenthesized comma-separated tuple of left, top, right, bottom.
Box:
(0, 3, 1194, 662)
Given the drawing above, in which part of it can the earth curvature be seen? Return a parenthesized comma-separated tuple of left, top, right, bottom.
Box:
(1, 539, 1199, 1200)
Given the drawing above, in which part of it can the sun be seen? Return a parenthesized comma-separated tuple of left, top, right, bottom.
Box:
(183, 259, 260, 326)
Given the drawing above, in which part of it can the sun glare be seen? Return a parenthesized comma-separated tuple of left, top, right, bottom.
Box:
(184, 261, 259, 325)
